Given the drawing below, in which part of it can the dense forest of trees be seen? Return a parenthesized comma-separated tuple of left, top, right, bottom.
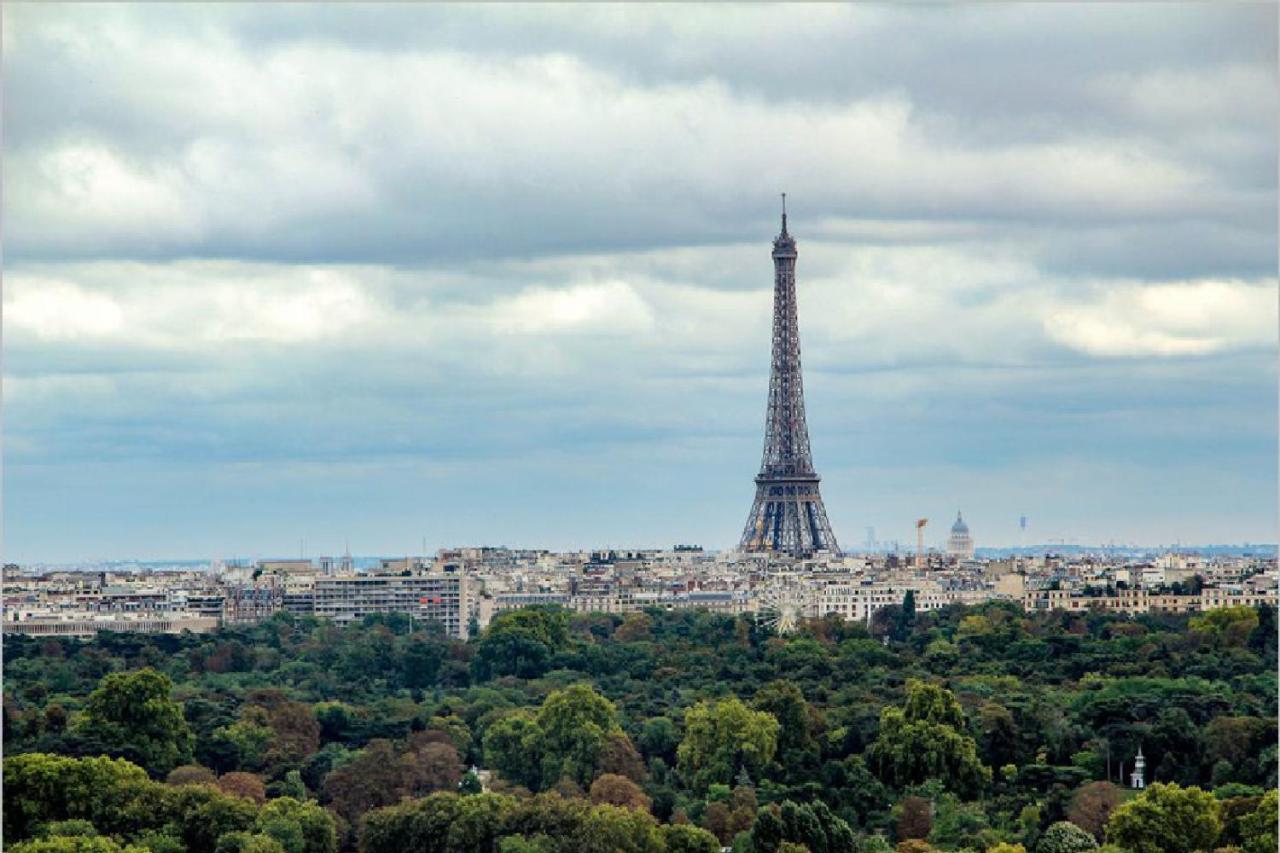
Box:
(3, 600, 1276, 852)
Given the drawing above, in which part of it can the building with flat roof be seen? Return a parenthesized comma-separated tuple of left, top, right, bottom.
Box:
(314, 573, 472, 638)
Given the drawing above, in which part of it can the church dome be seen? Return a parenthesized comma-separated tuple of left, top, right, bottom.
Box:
(951, 512, 969, 535)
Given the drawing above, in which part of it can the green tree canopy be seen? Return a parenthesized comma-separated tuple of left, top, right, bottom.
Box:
(866, 681, 990, 796)
(677, 697, 779, 793)
(534, 683, 622, 788)
(1238, 789, 1278, 853)
(77, 669, 193, 776)
(1104, 782, 1222, 853)
(472, 608, 570, 680)
(1036, 820, 1098, 853)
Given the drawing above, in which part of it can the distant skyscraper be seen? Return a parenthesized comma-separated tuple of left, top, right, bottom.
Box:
(739, 199, 840, 556)
(947, 512, 975, 559)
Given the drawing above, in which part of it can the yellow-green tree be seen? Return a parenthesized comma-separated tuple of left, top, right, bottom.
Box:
(1239, 789, 1278, 853)
(1104, 782, 1221, 853)
(1188, 606, 1259, 647)
(678, 697, 779, 793)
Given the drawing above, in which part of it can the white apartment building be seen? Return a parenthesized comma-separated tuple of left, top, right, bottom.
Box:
(816, 583, 995, 622)
(313, 574, 473, 639)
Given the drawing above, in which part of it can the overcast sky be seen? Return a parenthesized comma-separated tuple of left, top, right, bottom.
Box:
(4, 3, 1277, 562)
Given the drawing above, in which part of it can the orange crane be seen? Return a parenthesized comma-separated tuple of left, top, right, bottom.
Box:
(916, 518, 928, 570)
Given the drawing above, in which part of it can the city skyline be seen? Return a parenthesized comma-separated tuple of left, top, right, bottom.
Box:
(4, 4, 1277, 562)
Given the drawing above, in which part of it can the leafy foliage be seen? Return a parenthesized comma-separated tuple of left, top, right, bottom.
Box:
(1, 603, 1276, 852)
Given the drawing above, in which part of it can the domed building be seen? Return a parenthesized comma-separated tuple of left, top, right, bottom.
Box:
(946, 512, 975, 559)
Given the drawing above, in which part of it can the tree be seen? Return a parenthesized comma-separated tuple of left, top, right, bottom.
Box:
(661, 824, 721, 853)
(213, 833, 286, 853)
(405, 741, 464, 795)
(401, 637, 446, 688)
(165, 783, 260, 852)
(535, 684, 622, 788)
(472, 608, 569, 680)
(897, 591, 917, 640)
(1189, 606, 1258, 647)
(3, 753, 152, 841)
(1104, 783, 1221, 853)
(9, 839, 147, 853)
(218, 772, 268, 804)
(589, 774, 651, 812)
(1238, 789, 1278, 853)
(678, 697, 779, 792)
(213, 709, 274, 773)
(254, 797, 337, 853)
(701, 785, 756, 845)
(320, 740, 408, 828)
(483, 711, 543, 790)
(978, 702, 1021, 769)
(597, 732, 647, 783)
(166, 765, 217, 787)
(1203, 717, 1273, 774)
(78, 669, 193, 776)
(748, 800, 856, 853)
(265, 702, 321, 770)
(313, 702, 357, 745)
(1035, 821, 1097, 853)
(896, 796, 933, 841)
(754, 681, 819, 781)
(570, 803, 663, 853)
(893, 841, 933, 853)
(615, 612, 653, 642)
(637, 718, 680, 766)
(867, 681, 990, 796)
(359, 792, 465, 853)
(442, 793, 517, 852)
(1066, 782, 1122, 842)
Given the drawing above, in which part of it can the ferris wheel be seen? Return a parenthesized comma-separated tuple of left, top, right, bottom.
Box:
(756, 583, 815, 635)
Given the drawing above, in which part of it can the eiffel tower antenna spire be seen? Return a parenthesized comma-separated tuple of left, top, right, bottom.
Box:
(739, 199, 840, 556)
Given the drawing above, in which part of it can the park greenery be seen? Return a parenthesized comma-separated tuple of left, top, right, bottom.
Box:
(2, 600, 1276, 852)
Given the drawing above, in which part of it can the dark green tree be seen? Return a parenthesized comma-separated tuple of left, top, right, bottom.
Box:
(866, 680, 990, 796)
(78, 669, 193, 776)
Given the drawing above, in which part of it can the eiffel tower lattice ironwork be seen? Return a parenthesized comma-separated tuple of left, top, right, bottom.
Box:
(739, 197, 840, 556)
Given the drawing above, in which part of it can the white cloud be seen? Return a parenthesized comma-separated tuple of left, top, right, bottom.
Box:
(6, 278, 126, 340)
(1044, 279, 1278, 357)
(4, 265, 378, 347)
(489, 280, 655, 336)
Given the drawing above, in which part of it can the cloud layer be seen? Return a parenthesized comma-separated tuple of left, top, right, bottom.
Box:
(3, 4, 1276, 560)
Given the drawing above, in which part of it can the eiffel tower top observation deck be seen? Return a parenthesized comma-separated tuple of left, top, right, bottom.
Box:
(739, 196, 840, 556)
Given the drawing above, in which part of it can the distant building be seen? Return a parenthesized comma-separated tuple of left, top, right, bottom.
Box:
(1023, 584, 1277, 615)
(4, 610, 218, 636)
(947, 512, 975, 559)
(313, 573, 472, 639)
(257, 559, 314, 575)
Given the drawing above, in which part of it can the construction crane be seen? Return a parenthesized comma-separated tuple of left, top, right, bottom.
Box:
(916, 518, 928, 570)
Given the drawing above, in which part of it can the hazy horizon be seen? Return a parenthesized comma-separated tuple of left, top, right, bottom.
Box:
(4, 4, 1277, 563)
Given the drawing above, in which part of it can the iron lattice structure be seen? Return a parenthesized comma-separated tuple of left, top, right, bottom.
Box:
(739, 203, 841, 556)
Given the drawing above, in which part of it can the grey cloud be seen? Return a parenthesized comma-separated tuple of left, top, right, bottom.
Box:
(3, 4, 1274, 279)
(2, 4, 1276, 559)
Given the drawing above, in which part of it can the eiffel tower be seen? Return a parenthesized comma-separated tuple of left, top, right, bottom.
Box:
(739, 197, 840, 556)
